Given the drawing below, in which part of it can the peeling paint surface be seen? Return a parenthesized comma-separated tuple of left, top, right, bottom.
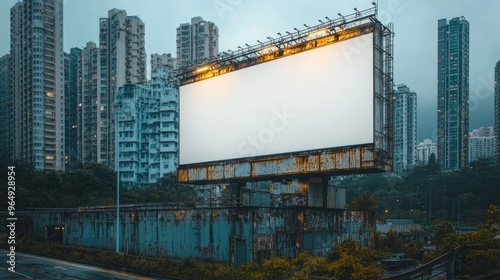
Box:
(26, 205, 372, 265)
(178, 146, 390, 184)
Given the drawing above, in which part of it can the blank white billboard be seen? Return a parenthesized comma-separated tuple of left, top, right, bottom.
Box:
(180, 33, 374, 165)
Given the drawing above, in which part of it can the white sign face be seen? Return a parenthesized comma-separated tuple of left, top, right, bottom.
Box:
(180, 33, 374, 165)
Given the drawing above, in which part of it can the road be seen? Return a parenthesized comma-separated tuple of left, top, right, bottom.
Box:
(0, 249, 164, 279)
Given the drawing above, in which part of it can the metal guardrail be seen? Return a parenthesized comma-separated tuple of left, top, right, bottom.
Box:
(383, 251, 449, 280)
(382, 246, 462, 280)
(383, 245, 500, 280)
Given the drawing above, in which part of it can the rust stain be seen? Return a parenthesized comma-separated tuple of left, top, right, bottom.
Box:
(255, 234, 275, 251)
(178, 145, 389, 184)
(28, 203, 374, 262)
(174, 210, 187, 221)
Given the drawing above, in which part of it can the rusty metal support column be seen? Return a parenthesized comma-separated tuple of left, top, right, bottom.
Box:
(295, 208, 304, 257)
(229, 182, 244, 266)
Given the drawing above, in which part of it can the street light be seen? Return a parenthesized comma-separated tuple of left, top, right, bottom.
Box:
(394, 199, 400, 219)
(115, 105, 120, 253)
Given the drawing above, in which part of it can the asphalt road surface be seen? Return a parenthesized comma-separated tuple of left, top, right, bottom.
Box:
(0, 249, 163, 279)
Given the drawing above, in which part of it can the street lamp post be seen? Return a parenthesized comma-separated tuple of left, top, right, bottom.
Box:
(394, 199, 400, 219)
(115, 107, 120, 253)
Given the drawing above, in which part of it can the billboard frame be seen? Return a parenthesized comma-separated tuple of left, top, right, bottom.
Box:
(177, 7, 394, 184)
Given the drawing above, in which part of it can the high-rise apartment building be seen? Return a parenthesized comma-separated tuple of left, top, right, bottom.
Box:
(176, 17, 219, 70)
(78, 42, 100, 165)
(65, 48, 81, 170)
(97, 9, 146, 167)
(437, 17, 470, 171)
(416, 139, 438, 166)
(495, 61, 500, 161)
(393, 84, 417, 174)
(11, 0, 65, 170)
(115, 69, 178, 184)
(468, 127, 495, 162)
(151, 53, 177, 84)
(0, 54, 12, 158)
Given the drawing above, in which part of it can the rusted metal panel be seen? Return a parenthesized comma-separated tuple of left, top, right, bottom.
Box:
(255, 234, 275, 251)
(303, 155, 320, 173)
(339, 210, 371, 247)
(252, 157, 299, 176)
(223, 163, 236, 179)
(177, 161, 253, 183)
(326, 186, 347, 209)
(276, 231, 295, 257)
(234, 162, 251, 178)
(270, 180, 308, 207)
(178, 145, 391, 184)
(22, 204, 374, 265)
(253, 208, 289, 235)
(335, 150, 350, 169)
(298, 208, 373, 256)
(303, 232, 336, 256)
(252, 208, 294, 262)
(242, 182, 271, 207)
(320, 152, 335, 170)
(349, 148, 361, 169)
(270, 180, 307, 195)
(361, 148, 376, 168)
(188, 167, 207, 181)
(307, 182, 324, 207)
(210, 165, 224, 181)
(177, 168, 189, 182)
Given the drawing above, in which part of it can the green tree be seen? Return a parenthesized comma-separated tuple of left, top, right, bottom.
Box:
(351, 195, 378, 247)
(480, 204, 500, 232)
(352, 194, 378, 214)
(427, 152, 439, 173)
(329, 255, 383, 280)
(290, 251, 329, 279)
(441, 230, 500, 277)
(428, 205, 500, 278)
(381, 231, 404, 253)
(433, 221, 455, 246)
(151, 172, 196, 204)
(262, 257, 293, 280)
(329, 238, 360, 261)
(62, 163, 117, 207)
(119, 172, 196, 205)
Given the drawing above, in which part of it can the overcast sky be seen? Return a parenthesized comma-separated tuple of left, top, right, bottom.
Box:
(1, 0, 498, 142)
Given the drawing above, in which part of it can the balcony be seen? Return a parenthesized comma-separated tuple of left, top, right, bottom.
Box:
(160, 135, 177, 142)
(159, 145, 177, 153)
(119, 154, 139, 162)
(118, 137, 138, 143)
(119, 145, 137, 152)
(44, 125, 56, 133)
(118, 165, 135, 172)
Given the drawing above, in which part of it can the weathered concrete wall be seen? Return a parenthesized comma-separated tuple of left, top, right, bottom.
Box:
(27, 205, 372, 265)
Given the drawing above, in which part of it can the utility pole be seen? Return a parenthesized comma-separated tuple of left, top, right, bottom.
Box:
(115, 108, 120, 253)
